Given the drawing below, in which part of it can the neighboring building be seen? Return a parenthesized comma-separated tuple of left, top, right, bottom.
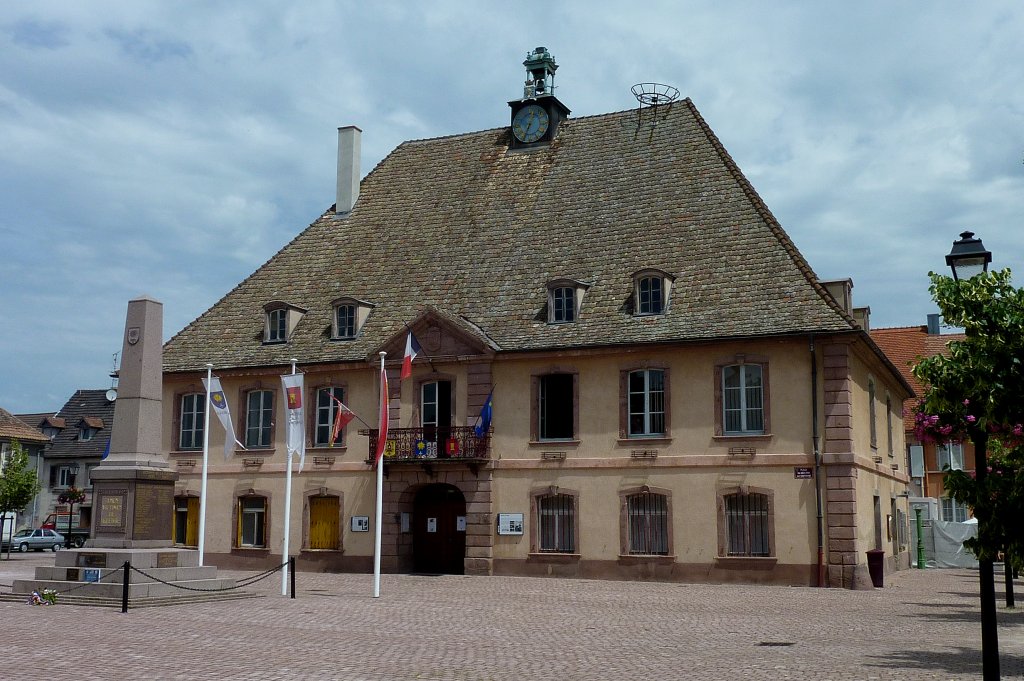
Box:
(161, 48, 913, 587)
(871, 316, 972, 522)
(0, 408, 50, 528)
(20, 390, 116, 541)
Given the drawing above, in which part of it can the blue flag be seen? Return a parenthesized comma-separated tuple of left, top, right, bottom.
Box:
(474, 388, 494, 437)
(102, 438, 110, 460)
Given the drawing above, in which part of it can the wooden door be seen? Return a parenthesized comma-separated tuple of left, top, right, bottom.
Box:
(413, 484, 466, 574)
(309, 496, 340, 550)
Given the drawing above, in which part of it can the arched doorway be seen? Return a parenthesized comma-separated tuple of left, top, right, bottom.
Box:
(413, 483, 466, 574)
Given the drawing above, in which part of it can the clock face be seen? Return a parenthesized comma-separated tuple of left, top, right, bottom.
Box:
(512, 104, 550, 143)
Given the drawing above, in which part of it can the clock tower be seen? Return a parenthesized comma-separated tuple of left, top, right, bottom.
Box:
(508, 46, 571, 149)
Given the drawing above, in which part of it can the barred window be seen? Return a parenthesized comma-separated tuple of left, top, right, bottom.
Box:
(725, 492, 770, 557)
(627, 492, 668, 555)
(538, 494, 575, 553)
(179, 392, 205, 450)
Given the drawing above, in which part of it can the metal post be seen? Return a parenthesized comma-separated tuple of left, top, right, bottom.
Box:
(1005, 549, 1015, 609)
(121, 561, 130, 613)
(66, 501, 74, 549)
(972, 431, 1000, 680)
(915, 508, 925, 570)
(289, 556, 296, 599)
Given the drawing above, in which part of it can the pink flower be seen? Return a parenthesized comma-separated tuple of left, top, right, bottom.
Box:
(963, 399, 970, 406)
(966, 415, 977, 423)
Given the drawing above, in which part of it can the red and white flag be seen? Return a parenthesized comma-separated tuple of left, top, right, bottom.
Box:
(328, 393, 356, 447)
(374, 365, 389, 463)
(280, 373, 306, 471)
(401, 332, 422, 380)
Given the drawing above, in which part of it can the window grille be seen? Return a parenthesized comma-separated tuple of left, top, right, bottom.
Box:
(725, 492, 770, 556)
(627, 493, 668, 554)
(538, 494, 575, 552)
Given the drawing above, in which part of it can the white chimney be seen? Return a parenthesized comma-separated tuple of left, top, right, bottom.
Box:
(336, 125, 361, 214)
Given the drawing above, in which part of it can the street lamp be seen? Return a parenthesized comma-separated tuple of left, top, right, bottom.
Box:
(945, 230, 992, 282)
(946, 230, 999, 680)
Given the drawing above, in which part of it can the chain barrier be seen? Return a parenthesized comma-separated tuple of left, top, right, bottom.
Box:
(128, 560, 288, 593)
(53, 564, 125, 596)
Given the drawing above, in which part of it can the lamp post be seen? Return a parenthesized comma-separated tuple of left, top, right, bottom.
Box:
(945, 230, 999, 680)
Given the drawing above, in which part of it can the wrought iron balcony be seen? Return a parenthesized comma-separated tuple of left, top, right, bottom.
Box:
(358, 426, 491, 463)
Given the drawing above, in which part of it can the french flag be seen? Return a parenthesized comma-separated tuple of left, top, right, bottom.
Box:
(401, 332, 422, 380)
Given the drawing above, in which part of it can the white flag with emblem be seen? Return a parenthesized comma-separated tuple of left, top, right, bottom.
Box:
(281, 373, 306, 472)
(202, 375, 245, 460)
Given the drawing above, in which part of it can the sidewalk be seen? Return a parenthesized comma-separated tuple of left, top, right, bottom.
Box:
(1, 554, 1022, 680)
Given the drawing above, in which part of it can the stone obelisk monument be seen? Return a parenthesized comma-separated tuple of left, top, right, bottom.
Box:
(90, 295, 178, 548)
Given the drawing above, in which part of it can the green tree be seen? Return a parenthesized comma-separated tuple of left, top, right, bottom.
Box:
(912, 268, 1024, 566)
(0, 439, 42, 516)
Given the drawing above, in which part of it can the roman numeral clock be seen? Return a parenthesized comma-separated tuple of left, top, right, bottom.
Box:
(508, 46, 571, 150)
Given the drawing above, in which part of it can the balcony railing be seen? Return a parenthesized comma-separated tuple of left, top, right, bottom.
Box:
(358, 426, 490, 462)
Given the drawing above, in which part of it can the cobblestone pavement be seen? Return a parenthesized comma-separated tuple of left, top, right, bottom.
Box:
(1, 553, 1022, 680)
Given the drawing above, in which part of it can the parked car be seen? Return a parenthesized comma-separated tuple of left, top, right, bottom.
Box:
(1, 528, 64, 552)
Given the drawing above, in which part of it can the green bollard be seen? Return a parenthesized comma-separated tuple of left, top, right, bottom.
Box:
(915, 508, 926, 569)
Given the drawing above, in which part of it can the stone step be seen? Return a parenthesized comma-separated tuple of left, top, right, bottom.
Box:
(34, 565, 222, 583)
(0, 590, 263, 608)
(11, 577, 241, 599)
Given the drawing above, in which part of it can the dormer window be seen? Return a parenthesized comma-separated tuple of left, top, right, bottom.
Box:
(330, 297, 374, 340)
(546, 279, 590, 324)
(633, 269, 674, 316)
(263, 301, 306, 344)
(77, 417, 103, 442)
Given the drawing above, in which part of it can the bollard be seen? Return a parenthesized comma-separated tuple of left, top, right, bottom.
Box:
(121, 561, 130, 613)
(289, 556, 296, 599)
(915, 509, 925, 570)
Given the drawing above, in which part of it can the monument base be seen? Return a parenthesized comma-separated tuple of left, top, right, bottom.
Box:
(11, 547, 252, 605)
(90, 466, 177, 548)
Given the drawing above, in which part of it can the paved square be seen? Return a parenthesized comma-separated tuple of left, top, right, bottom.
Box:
(2, 554, 1022, 680)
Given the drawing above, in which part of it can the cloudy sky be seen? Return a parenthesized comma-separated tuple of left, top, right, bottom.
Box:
(3, 1, 1023, 414)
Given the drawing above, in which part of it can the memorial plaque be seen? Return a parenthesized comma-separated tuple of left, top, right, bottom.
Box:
(133, 483, 174, 541)
(157, 552, 178, 568)
(65, 568, 79, 582)
(98, 493, 127, 530)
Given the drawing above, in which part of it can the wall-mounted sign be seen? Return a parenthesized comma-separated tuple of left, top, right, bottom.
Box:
(456, 515, 466, 532)
(497, 513, 524, 535)
(794, 467, 813, 479)
(351, 516, 369, 532)
(400, 512, 411, 533)
(427, 517, 437, 533)
(83, 568, 100, 583)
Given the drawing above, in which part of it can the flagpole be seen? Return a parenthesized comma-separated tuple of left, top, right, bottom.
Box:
(198, 363, 213, 566)
(282, 358, 297, 596)
(374, 351, 386, 598)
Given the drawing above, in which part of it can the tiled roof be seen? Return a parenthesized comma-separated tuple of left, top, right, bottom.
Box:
(870, 325, 964, 430)
(0, 408, 49, 444)
(164, 100, 856, 372)
(46, 390, 115, 460)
